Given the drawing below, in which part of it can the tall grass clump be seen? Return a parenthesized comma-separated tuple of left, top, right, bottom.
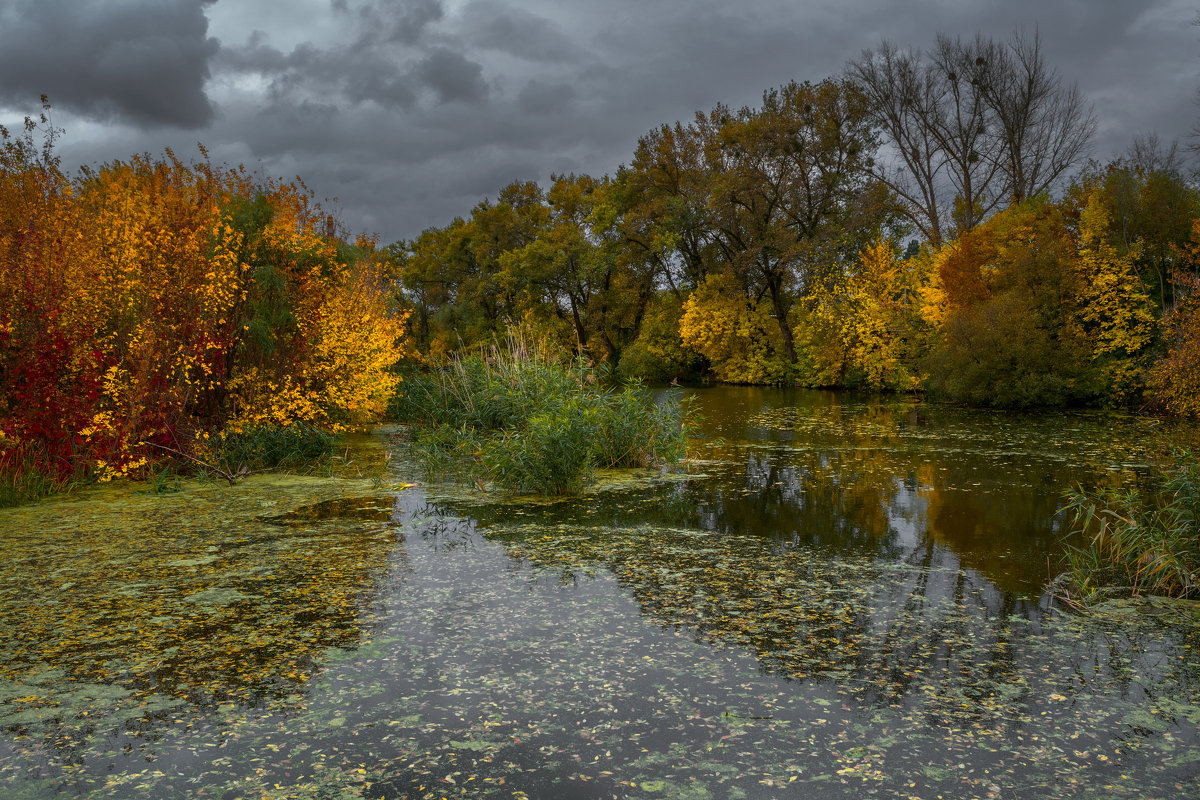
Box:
(0, 442, 77, 508)
(390, 332, 688, 494)
(1056, 451, 1200, 606)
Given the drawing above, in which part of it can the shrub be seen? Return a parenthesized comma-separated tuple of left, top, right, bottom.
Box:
(485, 402, 599, 494)
(392, 331, 688, 494)
(0, 105, 409, 501)
(196, 422, 333, 478)
(593, 383, 687, 469)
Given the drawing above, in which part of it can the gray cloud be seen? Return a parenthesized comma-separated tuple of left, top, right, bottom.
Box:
(216, 1, 485, 109)
(335, 0, 445, 46)
(5, 0, 1196, 244)
(517, 79, 575, 114)
(461, 1, 577, 63)
(415, 47, 489, 103)
(0, 0, 217, 128)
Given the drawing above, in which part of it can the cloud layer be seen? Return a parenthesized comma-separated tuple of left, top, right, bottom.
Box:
(0, 0, 218, 127)
(2, 0, 1196, 242)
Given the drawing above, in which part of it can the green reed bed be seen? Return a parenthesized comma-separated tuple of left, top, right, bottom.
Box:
(141, 421, 336, 488)
(1058, 450, 1200, 606)
(204, 422, 334, 473)
(0, 443, 73, 508)
(389, 336, 688, 495)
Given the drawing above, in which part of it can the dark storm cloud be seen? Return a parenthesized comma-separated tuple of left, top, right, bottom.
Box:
(216, 0, 485, 109)
(414, 47, 489, 103)
(9, 0, 1195, 244)
(0, 0, 217, 128)
(220, 39, 422, 109)
(461, 1, 576, 63)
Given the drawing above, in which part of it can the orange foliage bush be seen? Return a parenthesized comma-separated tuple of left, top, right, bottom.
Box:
(1149, 224, 1200, 417)
(0, 117, 408, 486)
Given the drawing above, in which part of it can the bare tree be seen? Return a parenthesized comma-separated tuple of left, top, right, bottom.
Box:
(848, 41, 949, 244)
(927, 34, 1006, 233)
(1127, 132, 1185, 176)
(848, 30, 1095, 242)
(971, 30, 1096, 203)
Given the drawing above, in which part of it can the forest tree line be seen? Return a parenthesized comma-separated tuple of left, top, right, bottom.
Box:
(389, 31, 1200, 415)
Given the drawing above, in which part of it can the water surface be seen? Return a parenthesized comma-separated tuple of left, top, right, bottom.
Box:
(1, 389, 1198, 799)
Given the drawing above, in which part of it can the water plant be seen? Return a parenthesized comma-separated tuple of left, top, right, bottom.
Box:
(1057, 450, 1200, 605)
(390, 331, 688, 494)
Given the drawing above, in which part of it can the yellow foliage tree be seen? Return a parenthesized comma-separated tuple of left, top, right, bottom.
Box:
(1072, 194, 1156, 401)
(680, 271, 792, 384)
(805, 238, 933, 390)
(1, 134, 411, 484)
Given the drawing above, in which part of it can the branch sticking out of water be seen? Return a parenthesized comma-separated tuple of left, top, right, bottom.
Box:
(142, 441, 261, 486)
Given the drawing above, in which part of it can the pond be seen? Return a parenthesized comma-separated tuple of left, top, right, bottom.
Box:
(1, 387, 1199, 799)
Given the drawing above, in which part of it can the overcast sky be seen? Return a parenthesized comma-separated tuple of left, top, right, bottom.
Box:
(2, 0, 1197, 243)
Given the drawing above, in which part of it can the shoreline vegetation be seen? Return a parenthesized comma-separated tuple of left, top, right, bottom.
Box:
(1054, 450, 1200, 608)
(389, 331, 688, 495)
(0, 98, 409, 507)
(3, 27, 1200, 603)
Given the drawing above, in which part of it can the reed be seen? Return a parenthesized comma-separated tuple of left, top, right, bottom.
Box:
(0, 442, 79, 508)
(1057, 451, 1200, 605)
(392, 330, 688, 494)
(200, 422, 334, 477)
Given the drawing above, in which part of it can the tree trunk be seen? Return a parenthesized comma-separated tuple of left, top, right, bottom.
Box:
(765, 271, 797, 365)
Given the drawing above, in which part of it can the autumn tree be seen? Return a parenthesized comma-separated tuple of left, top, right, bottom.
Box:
(1149, 222, 1200, 417)
(679, 271, 792, 384)
(400, 174, 657, 365)
(1070, 194, 1156, 400)
(806, 237, 936, 390)
(618, 121, 718, 296)
(1, 113, 409, 488)
(922, 199, 1095, 407)
(396, 182, 546, 357)
(499, 174, 611, 357)
(703, 80, 888, 366)
(1080, 154, 1200, 312)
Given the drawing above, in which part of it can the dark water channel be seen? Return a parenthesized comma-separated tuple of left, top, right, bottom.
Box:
(1, 387, 1199, 799)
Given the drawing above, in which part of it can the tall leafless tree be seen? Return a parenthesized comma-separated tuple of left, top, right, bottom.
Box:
(847, 41, 948, 244)
(848, 30, 1096, 244)
(971, 30, 1096, 204)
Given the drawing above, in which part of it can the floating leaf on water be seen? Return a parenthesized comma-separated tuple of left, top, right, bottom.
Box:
(167, 556, 220, 567)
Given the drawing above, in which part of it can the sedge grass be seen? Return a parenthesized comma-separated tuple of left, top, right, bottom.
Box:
(198, 422, 334, 477)
(0, 442, 86, 508)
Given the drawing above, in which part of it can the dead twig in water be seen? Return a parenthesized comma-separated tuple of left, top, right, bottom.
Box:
(141, 441, 264, 486)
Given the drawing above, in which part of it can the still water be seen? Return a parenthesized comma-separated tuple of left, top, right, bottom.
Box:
(1, 387, 1198, 799)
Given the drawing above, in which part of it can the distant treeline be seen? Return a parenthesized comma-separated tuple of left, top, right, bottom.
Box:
(388, 31, 1200, 416)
